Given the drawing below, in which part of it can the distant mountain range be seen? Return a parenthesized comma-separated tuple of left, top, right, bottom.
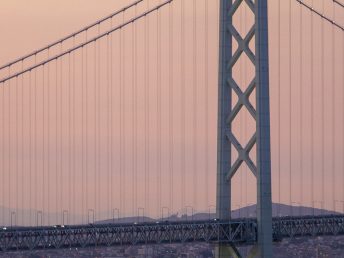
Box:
(95, 203, 341, 224)
(0, 203, 340, 226)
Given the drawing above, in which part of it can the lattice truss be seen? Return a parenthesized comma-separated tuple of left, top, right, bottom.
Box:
(226, 0, 257, 181)
(0, 220, 257, 251)
(2, 216, 344, 251)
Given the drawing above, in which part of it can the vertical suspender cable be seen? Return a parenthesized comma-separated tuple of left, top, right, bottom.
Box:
(55, 56, 58, 224)
(342, 14, 344, 213)
(29, 70, 32, 224)
(94, 32, 97, 220)
(120, 11, 126, 217)
(98, 25, 101, 219)
(34, 58, 37, 223)
(310, 0, 314, 214)
(204, 0, 209, 209)
(16, 71, 18, 224)
(289, 0, 292, 216)
(123, 12, 126, 219)
(278, 0, 281, 216)
(321, 0, 325, 212)
(244, 2, 248, 216)
(120, 14, 123, 218)
(343, 9, 344, 214)
(245, 2, 249, 215)
(110, 20, 114, 219)
(47, 49, 50, 226)
(3, 69, 8, 225)
(145, 0, 150, 217)
(29, 67, 32, 224)
(156, 0, 162, 218)
(181, 0, 186, 214)
(331, 1, 335, 213)
(239, 89, 243, 214)
(133, 11, 136, 216)
(42, 64, 45, 225)
(239, 6, 243, 216)
(21, 62, 24, 225)
(107, 30, 110, 219)
(73, 36, 76, 224)
(2, 75, 5, 225)
(157, 0, 162, 217)
(60, 44, 64, 224)
(0, 81, 2, 225)
(119, 14, 123, 218)
(169, 0, 174, 214)
(94, 33, 97, 220)
(86, 31, 89, 220)
(3, 79, 6, 225)
(299, 0, 303, 215)
(81, 44, 84, 223)
(68, 52, 71, 222)
(192, 0, 197, 212)
(8, 67, 11, 225)
(133, 4, 138, 217)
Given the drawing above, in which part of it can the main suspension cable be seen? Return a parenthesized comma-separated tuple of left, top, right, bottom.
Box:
(296, 0, 344, 31)
(0, 0, 174, 84)
(0, 0, 145, 73)
(333, 0, 344, 8)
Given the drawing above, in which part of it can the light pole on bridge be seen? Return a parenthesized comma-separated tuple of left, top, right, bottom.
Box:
(161, 207, 170, 221)
(335, 200, 344, 214)
(10, 211, 16, 228)
(112, 208, 120, 223)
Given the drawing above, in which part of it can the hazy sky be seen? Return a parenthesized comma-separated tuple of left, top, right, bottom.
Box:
(0, 0, 343, 226)
(0, 1, 132, 65)
(0, 0, 220, 225)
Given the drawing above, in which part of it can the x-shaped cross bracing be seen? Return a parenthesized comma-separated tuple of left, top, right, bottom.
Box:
(226, 0, 257, 181)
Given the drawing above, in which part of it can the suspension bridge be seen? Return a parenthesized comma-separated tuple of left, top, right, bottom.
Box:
(0, 0, 343, 257)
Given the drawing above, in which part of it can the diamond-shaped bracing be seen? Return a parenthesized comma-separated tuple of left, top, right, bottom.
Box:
(225, 0, 257, 181)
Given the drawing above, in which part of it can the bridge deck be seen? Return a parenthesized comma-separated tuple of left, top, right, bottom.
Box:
(1, 215, 344, 251)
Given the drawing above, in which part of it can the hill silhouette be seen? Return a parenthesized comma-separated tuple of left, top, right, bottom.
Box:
(95, 203, 341, 224)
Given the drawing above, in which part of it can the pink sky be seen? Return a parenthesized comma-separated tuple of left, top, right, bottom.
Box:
(0, 0, 343, 226)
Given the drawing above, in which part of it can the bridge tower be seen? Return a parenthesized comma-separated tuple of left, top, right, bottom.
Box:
(217, 0, 272, 257)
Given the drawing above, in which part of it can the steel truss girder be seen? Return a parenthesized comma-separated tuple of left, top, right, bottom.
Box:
(0, 220, 257, 252)
(272, 215, 344, 239)
(1, 216, 344, 252)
